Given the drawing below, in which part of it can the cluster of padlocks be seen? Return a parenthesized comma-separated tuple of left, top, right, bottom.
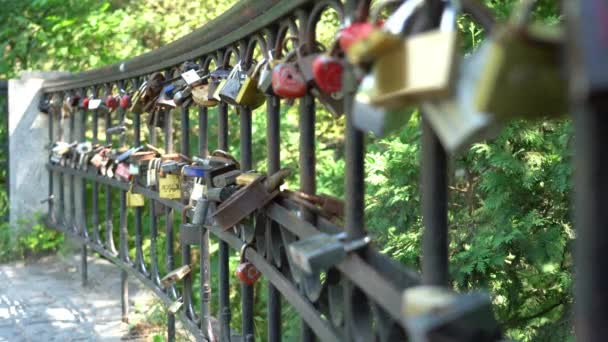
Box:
(36, 0, 572, 339)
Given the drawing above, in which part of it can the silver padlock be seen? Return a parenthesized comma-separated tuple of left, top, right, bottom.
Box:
(287, 232, 370, 274)
(402, 286, 501, 342)
(353, 74, 414, 137)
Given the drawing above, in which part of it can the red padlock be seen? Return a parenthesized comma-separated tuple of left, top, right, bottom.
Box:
(312, 55, 343, 94)
(119, 94, 131, 109)
(81, 97, 90, 110)
(339, 21, 383, 52)
(271, 51, 308, 99)
(235, 244, 261, 286)
(105, 95, 119, 109)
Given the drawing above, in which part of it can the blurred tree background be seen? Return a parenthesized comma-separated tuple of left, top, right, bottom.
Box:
(0, 0, 572, 341)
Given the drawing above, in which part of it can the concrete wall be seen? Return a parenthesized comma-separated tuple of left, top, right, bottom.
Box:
(8, 71, 70, 227)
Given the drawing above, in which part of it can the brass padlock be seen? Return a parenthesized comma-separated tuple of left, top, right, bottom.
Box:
(474, 1, 566, 119)
(192, 83, 219, 107)
(236, 61, 266, 109)
(422, 43, 500, 155)
(346, 0, 425, 65)
(370, 1, 460, 109)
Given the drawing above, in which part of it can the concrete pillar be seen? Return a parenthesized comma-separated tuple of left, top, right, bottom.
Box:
(8, 71, 70, 227)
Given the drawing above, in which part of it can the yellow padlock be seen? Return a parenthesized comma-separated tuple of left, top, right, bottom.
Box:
(370, 2, 460, 110)
(159, 174, 181, 199)
(236, 61, 267, 109)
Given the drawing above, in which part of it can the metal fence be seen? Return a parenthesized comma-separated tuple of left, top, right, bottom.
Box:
(32, 0, 607, 341)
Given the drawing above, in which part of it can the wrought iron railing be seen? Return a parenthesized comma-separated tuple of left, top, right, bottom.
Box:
(33, 0, 604, 341)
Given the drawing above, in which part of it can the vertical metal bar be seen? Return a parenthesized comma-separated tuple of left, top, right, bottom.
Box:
(58, 93, 66, 228)
(299, 94, 316, 342)
(198, 106, 209, 157)
(104, 86, 118, 255)
(149, 118, 162, 287)
(117, 81, 130, 324)
(420, 120, 449, 286)
(342, 2, 371, 339)
(47, 94, 55, 224)
(218, 102, 231, 342)
(198, 104, 212, 335)
(566, 0, 608, 338)
(69, 97, 77, 233)
(266, 95, 282, 342)
(165, 107, 177, 342)
(240, 106, 255, 342)
(418, 1, 449, 287)
(79, 88, 88, 286)
(181, 104, 197, 320)
(133, 79, 148, 276)
(91, 86, 102, 245)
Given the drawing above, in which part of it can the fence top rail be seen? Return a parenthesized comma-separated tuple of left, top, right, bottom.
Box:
(41, 0, 311, 92)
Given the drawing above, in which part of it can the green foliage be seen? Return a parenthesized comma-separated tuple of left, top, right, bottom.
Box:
(0, 217, 64, 262)
(1, 0, 574, 341)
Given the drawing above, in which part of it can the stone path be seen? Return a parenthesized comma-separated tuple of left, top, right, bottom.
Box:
(0, 251, 157, 342)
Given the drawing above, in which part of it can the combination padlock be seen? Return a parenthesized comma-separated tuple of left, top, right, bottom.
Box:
(235, 244, 261, 286)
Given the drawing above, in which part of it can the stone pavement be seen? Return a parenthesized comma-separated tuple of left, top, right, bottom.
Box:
(0, 251, 157, 342)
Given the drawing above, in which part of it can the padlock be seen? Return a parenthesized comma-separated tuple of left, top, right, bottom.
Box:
(353, 74, 413, 137)
(347, 0, 425, 65)
(173, 87, 192, 107)
(312, 51, 344, 94)
(192, 83, 219, 107)
(105, 95, 120, 110)
(161, 264, 192, 288)
(370, 0, 460, 110)
(115, 162, 131, 182)
(287, 232, 370, 274)
(158, 173, 181, 199)
(208, 68, 231, 99)
(339, 21, 379, 53)
(213, 168, 291, 230)
(119, 94, 131, 109)
(473, 1, 566, 120)
(258, 52, 276, 95)
(402, 286, 501, 341)
(219, 63, 247, 105)
(271, 50, 308, 99)
(146, 158, 161, 187)
(126, 184, 145, 208)
(39, 97, 51, 114)
(80, 97, 90, 110)
(235, 61, 266, 109)
(156, 85, 177, 109)
(283, 190, 344, 219)
(422, 42, 500, 154)
(235, 244, 261, 286)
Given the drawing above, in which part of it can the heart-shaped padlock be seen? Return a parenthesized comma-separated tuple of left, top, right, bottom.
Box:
(235, 244, 261, 286)
(105, 95, 119, 110)
(312, 55, 344, 94)
(120, 94, 131, 109)
(271, 50, 308, 99)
